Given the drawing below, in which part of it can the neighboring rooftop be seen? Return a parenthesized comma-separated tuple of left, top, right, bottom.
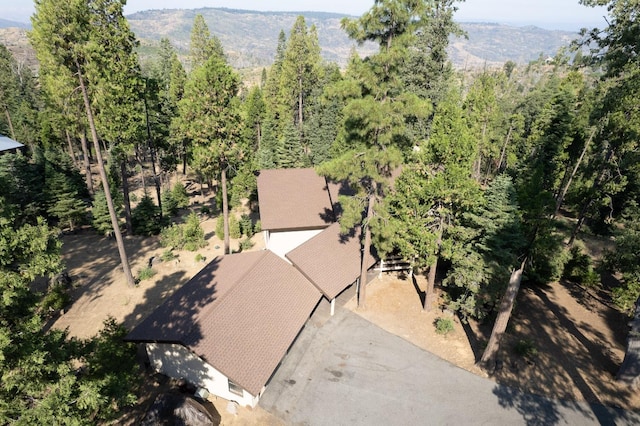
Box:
(257, 168, 335, 231)
(0, 135, 24, 152)
(286, 222, 377, 300)
(126, 250, 322, 396)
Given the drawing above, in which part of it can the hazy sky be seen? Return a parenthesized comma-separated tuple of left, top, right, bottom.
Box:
(1, 0, 609, 31)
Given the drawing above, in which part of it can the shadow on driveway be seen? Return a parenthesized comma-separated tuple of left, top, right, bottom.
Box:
(260, 308, 640, 425)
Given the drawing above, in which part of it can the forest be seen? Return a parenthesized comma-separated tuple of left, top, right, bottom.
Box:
(1, 0, 639, 423)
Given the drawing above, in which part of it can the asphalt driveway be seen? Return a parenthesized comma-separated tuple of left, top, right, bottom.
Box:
(260, 307, 640, 425)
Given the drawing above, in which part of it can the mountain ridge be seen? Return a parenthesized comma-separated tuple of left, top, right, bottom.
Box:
(0, 7, 579, 73)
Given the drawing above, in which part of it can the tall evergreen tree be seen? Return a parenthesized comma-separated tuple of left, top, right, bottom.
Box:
(174, 55, 242, 254)
(30, 0, 136, 286)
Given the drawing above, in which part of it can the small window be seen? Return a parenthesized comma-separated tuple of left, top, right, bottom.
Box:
(228, 380, 243, 397)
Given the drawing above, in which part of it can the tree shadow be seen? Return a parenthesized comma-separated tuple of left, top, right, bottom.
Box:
(491, 381, 639, 426)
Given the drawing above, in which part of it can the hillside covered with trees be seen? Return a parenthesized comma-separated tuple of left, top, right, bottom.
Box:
(1, 0, 639, 422)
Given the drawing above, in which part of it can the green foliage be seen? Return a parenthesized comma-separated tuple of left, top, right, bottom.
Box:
(254, 220, 262, 233)
(131, 194, 162, 236)
(137, 266, 156, 282)
(182, 212, 207, 251)
(527, 229, 568, 285)
(91, 189, 120, 236)
(239, 237, 255, 252)
(160, 249, 177, 262)
(160, 212, 206, 252)
(514, 339, 538, 358)
(240, 214, 254, 237)
(604, 202, 640, 314)
(229, 215, 241, 239)
(215, 215, 224, 240)
(434, 317, 455, 335)
(162, 183, 189, 217)
(195, 253, 206, 263)
(39, 283, 71, 315)
(563, 244, 599, 286)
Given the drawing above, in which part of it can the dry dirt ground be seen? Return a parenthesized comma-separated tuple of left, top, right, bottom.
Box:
(52, 178, 638, 422)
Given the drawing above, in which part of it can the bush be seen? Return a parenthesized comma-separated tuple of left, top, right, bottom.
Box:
(254, 220, 262, 233)
(514, 339, 538, 358)
(161, 189, 179, 217)
(200, 205, 211, 216)
(195, 253, 206, 263)
(240, 214, 254, 237)
(39, 283, 71, 315)
(160, 249, 177, 262)
(239, 237, 254, 252)
(563, 245, 599, 286)
(137, 266, 156, 282)
(160, 212, 206, 252)
(215, 215, 241, 239)
(182, 212, 207, 251)
(131, 194, 162, 236)
(229, 215, 241, 239)
(434, 317, 454, 335)
(171, 182, 190, 209)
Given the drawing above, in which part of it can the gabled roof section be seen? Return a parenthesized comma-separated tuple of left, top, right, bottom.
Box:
(286, 223, 378, 300)
(126, 250, 322, 396)
(257, 168, 335, 231)
(0, 135, 24, 152)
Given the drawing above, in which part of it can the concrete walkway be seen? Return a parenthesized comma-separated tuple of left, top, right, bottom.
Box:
(260, 308, 640, 425)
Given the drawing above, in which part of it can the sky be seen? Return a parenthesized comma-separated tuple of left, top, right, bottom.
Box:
(1, 0, 609, 31)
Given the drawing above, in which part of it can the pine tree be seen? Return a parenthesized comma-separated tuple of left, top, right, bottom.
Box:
(189, 14, 225, 69)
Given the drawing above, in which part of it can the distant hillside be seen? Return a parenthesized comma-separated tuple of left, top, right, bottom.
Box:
(0, 19, 29, 29)
(0, 7, 579, 74)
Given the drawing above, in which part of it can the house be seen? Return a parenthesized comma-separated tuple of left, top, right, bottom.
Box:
(127, 168, 377, 407)
(126, 251, 321, 407)
(257, 168, 349, 260)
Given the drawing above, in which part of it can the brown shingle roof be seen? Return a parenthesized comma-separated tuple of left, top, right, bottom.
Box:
(285, 223, 378, 300)
(126, 251, 321, 396)
(257, 168, 335, 231)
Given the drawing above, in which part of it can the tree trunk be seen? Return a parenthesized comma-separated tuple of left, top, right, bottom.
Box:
(358, 191, 375, 309)
(76, 60, 135, 288)
(554, 126, 595, 218)
(4, 105, 16, 140)
(479, 258, 526, 369)
(65, 130, 76, 166)
(617, 295, 640, 388)
(222, 167, 230, 255)
(568, 146, 613, 246)
(424, 216, 443, 311)
(496, 125, 512, 175)
(121, 159, 133, 235)
(79, 131, 94, 195)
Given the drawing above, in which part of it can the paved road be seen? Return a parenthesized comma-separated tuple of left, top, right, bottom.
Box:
(260, 308, 640, 425)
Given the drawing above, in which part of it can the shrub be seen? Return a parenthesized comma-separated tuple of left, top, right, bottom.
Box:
(514, 339, 538, 358)
(563, 244, 599, 286)
(161, 189, 179, 217)
(195, 253, 206, 263)
(240, 214, 254, 237)
(171, 182, 190, 209)
(131, 194, 162, 236)
(200, 205, 211, 216)
(137, 266, 156, 282)
(182, 212, 207, 251)
(434, 317, 454, 335)
(160, 223, 183, 249)
(239, 237, 254, 252)
(215, 215, 241, 239)
(39, 283, 71, 315)
(254, 220, 262, 233)
(229, 215, 241, 239)
(160, 212, 206, 252)
(215, 215, 224, 240)
(160, 249, 177, 262)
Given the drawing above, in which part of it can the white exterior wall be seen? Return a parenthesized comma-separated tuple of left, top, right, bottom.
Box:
(266, 229, 323, 261)
(146, 343, 260, 408)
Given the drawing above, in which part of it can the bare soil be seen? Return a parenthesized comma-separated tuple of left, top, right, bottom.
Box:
(52, 173, 638, 422)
